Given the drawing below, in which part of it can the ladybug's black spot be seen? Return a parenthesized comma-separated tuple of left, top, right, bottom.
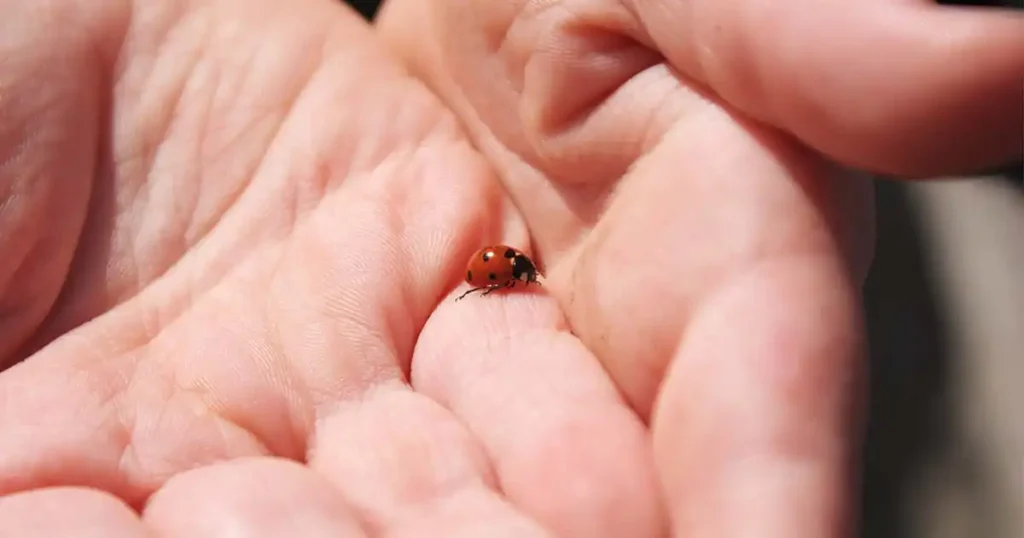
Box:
(466, 270, 473, 282)
(488, 272, 497, 281)
(482, 250, 494, 262)
(504, 248, 517, 258)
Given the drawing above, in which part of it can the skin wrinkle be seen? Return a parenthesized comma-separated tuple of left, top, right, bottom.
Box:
(374, 4, 580, 258)
(308, 387, 503, 533)
(118, 349, 198, 493)
(523, 27, 656, 164)
(521, 5, 647, 128)
(502, 0, 571, 95)
(245, 312, 313, 462)
(272, 231, 396, 398)
(509, 2, 668, 190)
(30, 8, 218, 346)
(180, 51, 221, 249)
(434, 2, 545, 174)
(3, 241, 290, 504)
(176, 277, 310, 457)
(121, 346, 274, 498)
(379, 177, 425, 379)
(118, 370, 173, 492)
(102, 3, 351, 330)
(397, 19, 580, 255)
(40, 4, 419, 359)
(142, 25, 317, 273)
(307, 203, 405, 388)
(224, 313, 314, 463)
(179, 24, 325, 245)
(0, 349, 129, 495)
(121, 7, 206, 189)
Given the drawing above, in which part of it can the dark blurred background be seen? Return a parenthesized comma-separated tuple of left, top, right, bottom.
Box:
(343, 1, 1023, 536)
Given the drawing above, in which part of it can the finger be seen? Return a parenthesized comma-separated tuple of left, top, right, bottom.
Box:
(309, 387, 556, 537)
(0, 0, 124, 365)
(410, 273, 668, 537)
(382, 491, 559, 538)
(143, 457, 368, 537)
(624, 0, 1024, 176)
(0, 486, 147, 538)
(653, 258, 863, 538)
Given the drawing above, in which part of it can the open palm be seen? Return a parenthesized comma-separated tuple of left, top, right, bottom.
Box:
(0, 1, 658, 536)
(1, 0, 1019, 536)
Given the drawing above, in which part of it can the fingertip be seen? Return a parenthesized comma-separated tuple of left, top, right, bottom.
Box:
(143, 457, 368, 537)
(0, 486, 146, 538)
(784, 4, 1024, 176)
(632, 0, 1023, 176)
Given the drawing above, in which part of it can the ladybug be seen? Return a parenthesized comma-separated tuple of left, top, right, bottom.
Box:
(455, 245, 541, 301)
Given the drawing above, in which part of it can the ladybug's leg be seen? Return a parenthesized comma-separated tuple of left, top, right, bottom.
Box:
(480, 284, 504, 296)
(455, 286, 487, 301)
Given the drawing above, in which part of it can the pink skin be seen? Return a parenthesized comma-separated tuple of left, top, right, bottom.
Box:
(0, 0, 1019, 536)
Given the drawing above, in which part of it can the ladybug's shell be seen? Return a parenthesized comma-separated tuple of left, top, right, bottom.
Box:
(465, 245, 533, 287)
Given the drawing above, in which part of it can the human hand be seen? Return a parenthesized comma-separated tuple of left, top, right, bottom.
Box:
(1, 0, 1019, 537)
(375, 0, 1022, 535)
(0, 1, 660, 536)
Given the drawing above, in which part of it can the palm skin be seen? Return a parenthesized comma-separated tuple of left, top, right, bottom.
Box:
(0, 0, 1020, 537)
(0, 1, 658, 536)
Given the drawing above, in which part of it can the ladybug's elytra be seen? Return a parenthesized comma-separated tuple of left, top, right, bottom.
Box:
(455, 245, 541, 301)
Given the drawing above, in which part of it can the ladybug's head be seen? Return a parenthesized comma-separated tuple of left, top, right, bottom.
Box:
(511, 253, 539, 283)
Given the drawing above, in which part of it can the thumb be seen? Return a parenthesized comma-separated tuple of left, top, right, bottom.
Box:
(379, 0, 1022, 179)
(0, 1, 122, 365)
(624, 0, 1024, 177)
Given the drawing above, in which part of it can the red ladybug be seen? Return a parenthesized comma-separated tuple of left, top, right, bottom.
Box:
(455, 245, 541, 301)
